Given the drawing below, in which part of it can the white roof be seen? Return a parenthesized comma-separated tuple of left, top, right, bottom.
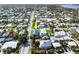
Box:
(68, 41, 77, 46)
(50, 37, 63, 42)
(40, 28, 46, 34)
(0, 38, 5, 42)
(1, 41, 18, 49)
(52, 18, 56, 20)
(63, 36, 71, 40)
(0, 20, 3, 22)
(0, 29, 3, 32)
(55, 37, 63, 41)
(17, 19, 23, 22)
(55, 31, 66, 37)
(71, 27, 76, 29)
(76, 28, 79, 33)
(50, 37, 55, 42)
(19, 30, 25, 35)
(47, 18, 52, 22)
(39, 40, 52, 48)
(52, 42, 61, 48)
(0, 43, 2, 46)
(36, 20, 40, 22)
(59, 23, 65, 26)
(17, 25, 22, 27)
(55, 28, 63, 31)
(40, 22, 44, 25)
(65, 17, 71, 20)
(8, 19, 13, 21)
(24, 19, 28, 22)
(35, 15, 37, 18)
(6, 24, 12, 27)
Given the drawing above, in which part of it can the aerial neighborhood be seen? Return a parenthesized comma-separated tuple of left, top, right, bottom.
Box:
(0, 4, 79, 54)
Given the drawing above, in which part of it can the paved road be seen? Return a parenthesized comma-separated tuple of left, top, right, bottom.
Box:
(19, 42, 29, 54)
(19, 11, 35, 54)
(69, 33, 79, 46)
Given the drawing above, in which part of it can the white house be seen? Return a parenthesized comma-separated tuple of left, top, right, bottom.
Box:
(24, 19, 29, 22)
(17, 19, 23, 22)
(6, 24, 12, 27)
(0, 29, 4, 33)
(68, 41, 77, 47)
(39, 40, 52, 49)
(0, 38, 5, 43)
(50, 37, 63, 41)
(63, 36, 72, 40)
(39, 22, 45, 28)
(55, 31, 66, 37)
(1, 41, 18, 53)
(19, 30, 25, 35)
(76, 28, 79, 33)
(52, 42, 61, 48)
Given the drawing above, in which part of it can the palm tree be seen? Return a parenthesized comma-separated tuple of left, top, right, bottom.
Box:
(60, 40, 67, 47)
(35, 41, 40, 47)
(23, 34, 28, 43)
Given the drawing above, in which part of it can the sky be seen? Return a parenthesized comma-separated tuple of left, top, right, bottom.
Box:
(0, 0, 79, 4)
(61, 4, 79, 9)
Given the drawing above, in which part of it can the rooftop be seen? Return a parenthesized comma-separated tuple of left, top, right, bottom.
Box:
(52, 42, 61, 48)
(39, 40, 52, 49)
(68, 41, 77, 46)
(1, 41, 18, 49)
(55, 31, 66, 37)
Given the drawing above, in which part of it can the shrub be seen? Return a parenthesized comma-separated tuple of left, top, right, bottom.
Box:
(71, 46, 79, 54)
(47, 48, 55, 54)
(35, 41, 40, 47)
(55, 47, 64, 54)
(60, 40, 68, 46)
(31, 48, 46, 54)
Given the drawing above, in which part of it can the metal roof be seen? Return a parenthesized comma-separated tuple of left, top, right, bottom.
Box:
(1, 41, 18, 49)
(39, 40, 52, 49)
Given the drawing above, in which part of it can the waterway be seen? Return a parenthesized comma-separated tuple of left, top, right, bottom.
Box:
(61, 4, 79, 9)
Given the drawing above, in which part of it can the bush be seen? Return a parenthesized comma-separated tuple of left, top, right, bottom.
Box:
(47, 48, 55, 54)
(6, 47, 12, 54)
(31, 48, 46, 54)
(71, 46, 79, 54)
(35, 41, 40, 47)
(60, 40, 68, 46)
(55, 47, 64, 54)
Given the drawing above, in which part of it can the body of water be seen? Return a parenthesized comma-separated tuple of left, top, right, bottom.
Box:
(61, 4, 79, 9)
